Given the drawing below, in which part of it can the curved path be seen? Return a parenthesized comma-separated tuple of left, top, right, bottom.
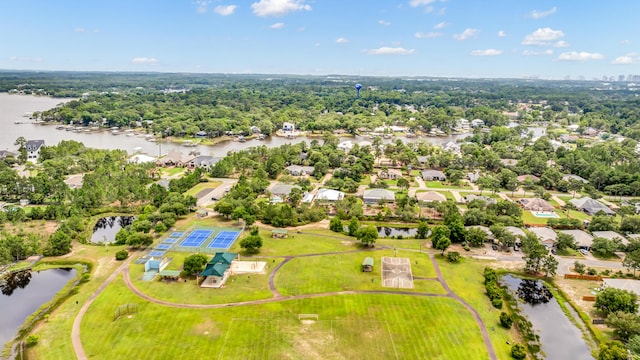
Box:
(72, 255, 136, 360)
(76, 248, 497, 360)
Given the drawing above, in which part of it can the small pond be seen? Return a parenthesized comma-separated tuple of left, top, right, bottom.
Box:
(501, 275, 594, 360)
(0, 268, 77, 349)
(91, 215, 136, 243)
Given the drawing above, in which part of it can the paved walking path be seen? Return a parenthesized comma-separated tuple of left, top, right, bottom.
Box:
(112, 248, 497, 360)
(72, 255, 136, 360)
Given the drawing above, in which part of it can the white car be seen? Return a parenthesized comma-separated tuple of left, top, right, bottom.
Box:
(579, 249, 589, 255)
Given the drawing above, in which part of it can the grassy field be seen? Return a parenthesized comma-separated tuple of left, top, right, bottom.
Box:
(425, 181, 470, 190)
(185, 181, 223, 197)
(162, 167, 184, 177)
(437, 257, 519, 360)
(235, 230, 360, 257)
(274, 250, 444, 296)
(71, 277, 490, 360)
(521, 211, 554, 225)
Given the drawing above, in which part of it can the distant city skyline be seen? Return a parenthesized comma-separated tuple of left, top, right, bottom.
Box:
(1, 1, 639, 80)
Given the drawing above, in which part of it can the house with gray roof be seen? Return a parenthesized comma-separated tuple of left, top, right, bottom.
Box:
(518, 198, 554, 212)
(285, 165, 315, 176)
(415, 191, 446, 204)
(569, 197, 615, 216)
(315, 188, 345, 202)
(462, 194, 497, 205)
(270, 184, 301, 197)
(591, 231, 628, 246)
(505, 226, 526, 240)
(362, 188, 395, 205)
(25, 140, 44, 163)
(421, 170, 447, 181)
(189, 156, 222, 169)
(529, 227, 557, 249)
(559, 229, 594, 249)
(562, 174, 589, 183)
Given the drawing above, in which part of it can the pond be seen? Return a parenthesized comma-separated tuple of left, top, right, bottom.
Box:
(375, 226, 419, 238)
(90, 215, 136, 243)
(501, 275, 594, 360)
(0, 268, 77, 349)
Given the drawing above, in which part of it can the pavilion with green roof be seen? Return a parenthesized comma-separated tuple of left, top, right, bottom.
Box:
(199, 252, 237, 288)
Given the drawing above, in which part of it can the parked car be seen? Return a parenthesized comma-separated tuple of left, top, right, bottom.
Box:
(579, 249, 589, 255)
(513, 245, 520, 252)
(551, 248, 557, 255)
(491, 244, 498, 251)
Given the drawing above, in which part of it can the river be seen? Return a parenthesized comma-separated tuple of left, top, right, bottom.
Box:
(0, 93, 469, 156)
(0, 268, 78, 349)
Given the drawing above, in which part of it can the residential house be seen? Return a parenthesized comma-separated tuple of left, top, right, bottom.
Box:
(0, 150, 17, 159)
(415, 191, 446, 204)
(377, 168, 403, 180)
(25, 140, 44, 163)
(462, 194, 497, 205)
(559, 229, 594, 250)
(505, 226, 526, 241)
(282, 122, 295, 132)
(562, 174, 589, 184)
(301, 192, 315, 204)
(156, 151, 195, 167)
(455, 118, 470, 130)
(529, 227, 557, 249)
(441, 141, 461, 154)
(128, 154, 157, 164)
(190, 156, 222, 170)
(602, 279, 640, 297)
(516, 174, 540, 183)
(270, 184, 300, 198)
(199, 252, 237, 288)
(362, 188, 395, 205)
(471, 119, 485, 128)
(315, 188, 345, 202)
(518, 198, 555, 212)
(285, 165, 315, 176)
(421, 170, 447, 181)
(466, 170, 481, 183)
(569, 197, 615, 216)
(465, 225, 495, 240)
(417, 156, 430, 167)
(591, 231, 629, 246)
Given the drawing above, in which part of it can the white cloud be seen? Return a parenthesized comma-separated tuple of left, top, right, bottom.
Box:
(214, 5, 236, 16)
(529, 6, 557, 19)
(453, 28, 478, 41)
(522, 27, 564, 46)
(336, 37, 349, 44)
(522, 49, 553, 56)
(557, 51, 603, 61)
(195, 0, 211, 14)
(378, 20, 391, 26)
(434, 21, 447, 29)
(612, 53, 639, 64)
(554, 40, 569, 48)
(497, 30, 506, 37)
(409, 0, 435, 7)
(364, 47, 415, 55)
(621, 39, 632, 45)
(251, 0, 311, 17)
(131, 57, 159, 65)
(9, 56, 43, 62)
(470, 49, 502, 56)
(269, 22, 285, 29)
(415, 32, 442, 39)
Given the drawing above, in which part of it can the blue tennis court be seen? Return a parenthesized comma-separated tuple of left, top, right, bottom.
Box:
(207, 230, 241, 249)
(149, 250, 166, 257)
(163, 238, 178, 244)
(169, 232, 184, 238)
(179, 229, 214, 247)
(156, 244, 172, 250)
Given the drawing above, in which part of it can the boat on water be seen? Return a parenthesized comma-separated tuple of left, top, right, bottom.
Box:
(183, 140, 198, 147)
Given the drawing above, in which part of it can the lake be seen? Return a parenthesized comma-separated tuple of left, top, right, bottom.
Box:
(0, 93, 470, 156)
(91, 215, 136, 243)
(502, 275, 594, 360)
(0, 268, 77, 349)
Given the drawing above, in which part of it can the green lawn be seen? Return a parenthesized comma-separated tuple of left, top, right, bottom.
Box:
(521, 211, 553, 225)
(184, 181, 223, 197)
(425, 181, 470, 190)
(231, 230, 359, 257)
(274, 250, 443, 296)
(68, 277, 491, 360)
(437, 258, 519, 360)
(162, 167, 184, 177)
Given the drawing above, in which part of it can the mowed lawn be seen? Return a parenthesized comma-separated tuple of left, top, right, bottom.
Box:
(75, 278, 490, 360)
(184, 181, 223, 197)
(437, 258, 520, 360)
(274, 250, 445, 296)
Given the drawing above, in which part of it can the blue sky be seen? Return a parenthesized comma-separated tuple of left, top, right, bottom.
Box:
(1, 0, 639, 79)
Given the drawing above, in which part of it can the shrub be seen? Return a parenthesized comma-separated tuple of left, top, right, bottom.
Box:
(115, 250, 129, 261)
(446, 251, 461, 263)
(26, 335, 39, 347)
(492, 298, 503, 309)
(510, 344, 527, 360)
(499, 312, 513, 329)
(574, 261, 586, 274)
(587, 267, 597, 276)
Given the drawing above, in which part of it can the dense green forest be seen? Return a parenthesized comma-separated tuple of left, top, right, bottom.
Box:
(2, 71, 640, 138)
